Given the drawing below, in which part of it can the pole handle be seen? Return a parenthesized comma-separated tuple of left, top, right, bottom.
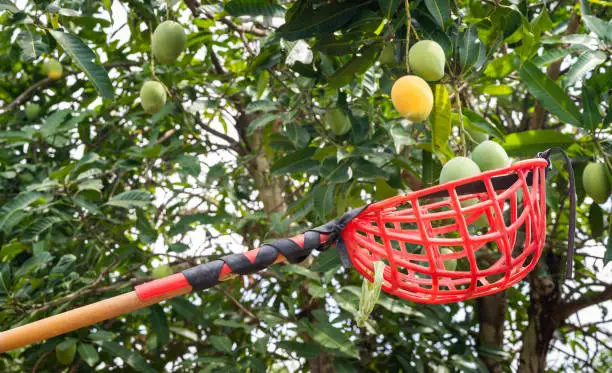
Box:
(0, 283, 191, 353)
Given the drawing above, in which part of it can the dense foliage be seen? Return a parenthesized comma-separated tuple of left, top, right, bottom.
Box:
(0, 0, 610, 372)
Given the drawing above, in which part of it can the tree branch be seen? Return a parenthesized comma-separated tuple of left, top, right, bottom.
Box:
(194, 115, 240, 148)
(183, 0, 268, 36)
(1, 61, 140, 114)
(561, 284, 612, 319)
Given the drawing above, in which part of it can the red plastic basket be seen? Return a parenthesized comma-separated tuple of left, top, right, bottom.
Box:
(342, 159, 549, 304)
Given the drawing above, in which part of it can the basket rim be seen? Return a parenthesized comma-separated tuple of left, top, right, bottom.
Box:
(366, 158, 548, 210)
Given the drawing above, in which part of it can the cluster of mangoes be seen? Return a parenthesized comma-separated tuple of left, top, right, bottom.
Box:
(23, 22, 185, 120)
(391, 40, 445, 122)
(140, 21, 186, 114)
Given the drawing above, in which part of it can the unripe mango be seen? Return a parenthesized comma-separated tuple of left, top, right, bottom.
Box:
(324, 108, 351, 136)
(140, 81, 167, 114)
(471, 140, 509, 171)
(391, 75, 433, 123)
(583, 162, 611, 204)
(408, 40, 446, 82)
(43, 58, 63, 80)
(152, 21, 186, 64)
(56, 342, 77, 365)
(25, 103, 41, 121)
(440, 248, 457, 271)
(439, 157, 481, 184)
(380, 44, 395, 65)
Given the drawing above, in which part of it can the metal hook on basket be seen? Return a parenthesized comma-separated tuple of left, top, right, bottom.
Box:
(537, 148, 577, 279)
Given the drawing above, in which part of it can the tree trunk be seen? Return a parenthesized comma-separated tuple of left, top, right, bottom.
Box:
(518, 258, 564, 373)
(477, 291, 507, 372)
(236, 113, 286, 213)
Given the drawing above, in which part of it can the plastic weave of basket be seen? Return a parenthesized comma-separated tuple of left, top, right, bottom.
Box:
(342, 159, 549, 304)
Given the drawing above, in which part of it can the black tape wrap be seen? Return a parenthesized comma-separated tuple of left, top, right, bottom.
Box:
(183, 207, 367, 291)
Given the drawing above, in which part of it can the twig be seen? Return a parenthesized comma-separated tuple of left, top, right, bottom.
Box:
(31, 255, 120, 312)
(194, 115, 239, 147)
(453, 82, 467, 157)
(223, 289, 259, 321)
(32, 350, 52, 373)
(1, 61, 139, 114)
(184, 0, 268, 37)
(404, 0, 411, 73)
(155, 129, 176, 144)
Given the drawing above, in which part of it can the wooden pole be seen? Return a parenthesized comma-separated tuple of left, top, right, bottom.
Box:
(0, 286, 191, 353)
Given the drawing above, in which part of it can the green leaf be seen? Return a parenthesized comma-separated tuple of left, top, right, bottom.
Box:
(588, 203, 604, 239)
(246, 100, 277, 114)
(247, 113, 279, 134)
(277, 1, 367, 41)
(462, 110, 505, 140)
(23, 216, 62, 240)
(0, 0, 18, 13)
(149, 305, 169, 347)
(562, 50, 606, 88)
(0, 241, 26, 261)
(351, 158, 388, 180)
(377, 0, 401, 19)
(483, 53, 517, 78)
(605, 224, 612, 265)
(581, 87, 600, 131)
(176, 154, 201, 178)
(311, 248, 341, 273)
(314, 31, 365, 56)
(213, 319, 254, 330)
(225, 0, 285, 17)
(334, 359, 358, 373)
(277, 340, 322, 358)
(284, 122, 310, 148)
(48, 30, 114, 99)
(105, 190, 153, 209)
(15, 251, 53, 277)
(136, 210, 157, 244)
(0, 192, 43, 231)
(209, 336, 233, 353)
(16, 28, 47, 60)
(533, 48, 578, 67)
(390, 124, 415, 153)
(87, 330, 115, 341)
(313, 183, 335, 220)
(424, 0, 450, 30)
(97, 341, 155, 373)
(375, 178, 397, 200)
(169, 326, 199, 342)
(457, 25, 481, 71)
(281, 264, 320, 281)
(582, 15, 610, 41)
(482, 84, 512, 96)
(502, 130, 575, 156)
(50, 254, 76, 275)
(78, 344, 100, 367)
(168, 213, 224, 236)
(430, 84, 452, 161)
(270, 147, 318, 174)
(304, 320, 358, 358)
(327, 44, 380, 89)
(77, 179, 103, 192)
(320, 157, 351, 183)
(518, 61, 582, 127)
(490, 6, 522, 39)
(168, 298, 203, 324)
